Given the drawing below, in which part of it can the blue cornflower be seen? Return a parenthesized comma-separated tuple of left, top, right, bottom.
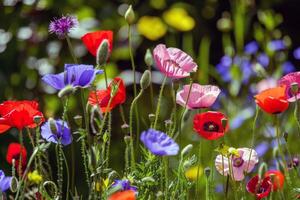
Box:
(268, 40, 286, 51)
(282, 61, 295, 74)
(111, 179, 137, 192)
(49, 15, 78, 38)
(41, 119, 72, 146)
(255, 142, 269, 157)
(244, 41, 259, 55)
(0, 170, 12, 192)
(257, 53, 269, 67)
(294, 47, 300, 59)
(42, 64, 102, 90)
(140, 129, 179, 156)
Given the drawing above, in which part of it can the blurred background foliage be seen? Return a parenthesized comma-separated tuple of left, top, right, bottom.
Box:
(1, 0, 300, 198)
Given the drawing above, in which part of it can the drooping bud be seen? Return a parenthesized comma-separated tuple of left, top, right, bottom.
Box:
(58, 85, 75, 98)
(124, 5, 135, 25)
(140, 70, 151, 90)
(181, 144, 193, 157)
(144, 49, 153, 67)
(74, 115, 83, 127)
(204, 167, 211, 178)
(33, 115, 42, 124)
(96, 39, 109, 66)
(291, 82, 299, 95)
(48, 118, 58, 134)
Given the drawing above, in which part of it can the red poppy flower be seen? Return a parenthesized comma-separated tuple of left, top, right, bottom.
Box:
(193, 111, 229, 140)
(254, 86, 289, 114)
(81, 30, 113, 57)
(0, 100, 44, 133)
(88, 77, 126, 113)
(264, 170, 284, 191)
(108, 190, 136, 200)
(6, 143, 27, 168)
(246, 175, 272, 200)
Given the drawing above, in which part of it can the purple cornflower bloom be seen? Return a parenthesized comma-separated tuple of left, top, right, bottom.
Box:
(42, 64, 103, 90)
(257, 53, 269, 67)
(140, 129, 179, 156)
(41, 119, 72, 146)
(282, 61, 296, 74)
(293, 47, 300, 59)
(49, 15, 78, 38)
(111, 179, 137, 192)
(0, 170, 12, 192)
(268, 40, 286, 51)
(244, 41, 259, 55)
(255, 142, 269, 157)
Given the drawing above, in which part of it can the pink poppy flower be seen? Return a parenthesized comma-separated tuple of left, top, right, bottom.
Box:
(278, 71, 300, 102)
(215, 148, 259, 181)
(176, 84, 220, 109)
(153, 44, 198, 78)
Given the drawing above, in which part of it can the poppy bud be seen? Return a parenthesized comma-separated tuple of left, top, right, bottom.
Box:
(124, 136, 131, 144)
(204, 167, 211, 178)
(140, 70, 151, 90)
(291, 82, 299, 95)
(73, 115, 82, 127)
(96, 39, 109, 66)
(125, 5, 135, 25)
(110, 80, 120, 97)
(144, 49, 153, 67)
(33, 115, 42, 124)
(49, 118, 58, 135)
(181, 144, 193, 157)
(121, 123, 130, 134)
(58, 85, 75, 98)
(148, 113, 155, 122)
(10, 176, 18, 193)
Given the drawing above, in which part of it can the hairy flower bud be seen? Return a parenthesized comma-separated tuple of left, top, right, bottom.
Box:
(144, 49, 153, 67)
(140, 70, 151, 90)
(96, 39, 109, 66)
(58, 85, 75, 98)
(181, 144, 193, 157)
(125, 5, 135, 24)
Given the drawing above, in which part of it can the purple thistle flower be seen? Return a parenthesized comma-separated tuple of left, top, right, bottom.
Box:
(140, 129, 179, 156)
(0, 170, 12, 192)
(244, 41, 259, 55)
(41, 119, 72, 146)
(42, 64, 103, 90)
(111, 179, 137, 192)
(49, 15, 78, 38)
(293, 47, 300, 60)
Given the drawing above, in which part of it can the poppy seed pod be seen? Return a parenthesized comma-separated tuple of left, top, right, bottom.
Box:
(144, 49, 153, 67)
(96, 39, 109, 66)
(140, 70, 151, 90)
(125, 5, 135, 24)
(291, 82, 299, 95)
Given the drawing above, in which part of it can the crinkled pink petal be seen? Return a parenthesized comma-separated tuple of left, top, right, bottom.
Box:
(215, 154, 230, 176)
(232, 166, 245, 181)
(240, 148, 259, 173)
(167, 47, 197, 72)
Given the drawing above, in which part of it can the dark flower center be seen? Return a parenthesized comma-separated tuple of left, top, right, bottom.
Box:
(203, 122, 219, 132)
(232, 157, 244, 167)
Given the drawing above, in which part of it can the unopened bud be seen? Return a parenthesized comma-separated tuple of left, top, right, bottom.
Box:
(121, 123, 130, 134)
(58, 85, 75, 98)
(125, 5, 135, 24)
(110, 80, 120, 97)
(204, 167, 211, 178)
(96, 39, 109, 66)
(291, 82, 299, 95)
(74, 115, 83, 127)
(181, 144, 193, 157)
(124, 136, 131, 144)
(10, 177, 18, 193)
(144, 49, 153, 67)
(48, 118, 58, 134)
(148, 113, 155, 122)
(140, 70, 151, 90)
(33, 115, 42, 124)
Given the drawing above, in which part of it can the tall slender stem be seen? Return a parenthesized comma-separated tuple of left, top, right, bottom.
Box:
(18, 130, 23, 180)
(153, 76, 167, 129)
(293, 95, 300, 137)
(66, 36, 78, 64)
(128, 25, 137, 97)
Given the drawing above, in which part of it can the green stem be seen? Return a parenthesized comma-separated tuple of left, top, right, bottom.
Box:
(128, 25, 137, 97)
(66, 35, 78, 64)
(129, 89, 144, 170)
(163, 157, 169, 199)
(153, 76, 167, 129)
(103, 67, 108, 88)
(18, 130, 23, 180)
(61, 148, 70, 200)
(293, 95, 300, 137)
(195, 140, 202, 197)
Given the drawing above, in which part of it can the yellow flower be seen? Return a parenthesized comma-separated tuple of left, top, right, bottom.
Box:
(185, 165, 202, 180)
(137, 16, 167, 41)
(28, 170, 43, 184)
(163, 7, 195, 31)
(95, 178, 110, 192)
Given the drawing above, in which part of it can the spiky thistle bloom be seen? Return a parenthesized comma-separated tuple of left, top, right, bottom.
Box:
(49, 15, 78, 38)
